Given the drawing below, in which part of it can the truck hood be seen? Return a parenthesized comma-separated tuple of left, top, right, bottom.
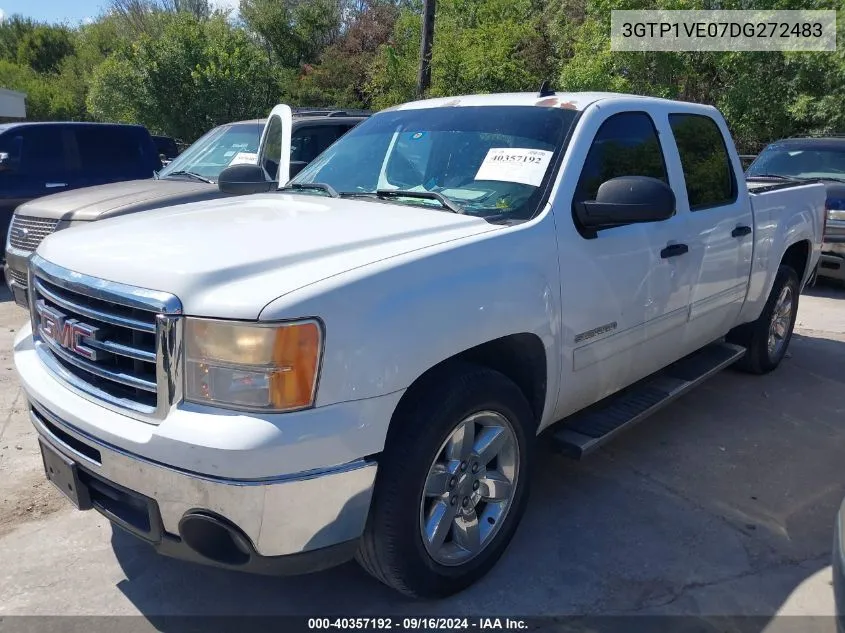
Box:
(15, 179, 220, 221)
(36, 194, 498, 319)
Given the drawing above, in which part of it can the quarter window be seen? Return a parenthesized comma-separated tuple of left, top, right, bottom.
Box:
(669, 113, 736, 209)
(575, 112, 668, 204)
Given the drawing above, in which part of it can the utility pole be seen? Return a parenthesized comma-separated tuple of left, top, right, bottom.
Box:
(416, 0, 435, 98)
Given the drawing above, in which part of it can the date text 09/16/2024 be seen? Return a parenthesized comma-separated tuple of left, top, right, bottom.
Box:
(307, 618, 528, 630)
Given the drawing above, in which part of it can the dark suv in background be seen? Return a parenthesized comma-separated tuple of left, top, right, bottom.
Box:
(0, 122, 161, 264)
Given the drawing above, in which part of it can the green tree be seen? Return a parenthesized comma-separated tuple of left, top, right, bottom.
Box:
(288, 0, 401, 107)
(367, 0, 551, 108)
(240, 0, 342, 67)
(0, 15, 36, 62)
(16, 25, 75, 74)
(88, 13, 275, 140)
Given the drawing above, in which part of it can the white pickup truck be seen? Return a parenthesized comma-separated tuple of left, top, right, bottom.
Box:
(14, 91, 825, 598)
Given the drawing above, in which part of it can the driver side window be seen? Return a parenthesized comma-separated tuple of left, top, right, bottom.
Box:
(575, 112, 668, 204)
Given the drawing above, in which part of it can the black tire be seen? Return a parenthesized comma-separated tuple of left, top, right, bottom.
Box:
(728, 264, 800, 374)
(356, 362, 536, 598)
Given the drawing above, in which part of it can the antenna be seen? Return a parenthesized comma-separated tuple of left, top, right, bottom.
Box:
(538, 80, 555, 97)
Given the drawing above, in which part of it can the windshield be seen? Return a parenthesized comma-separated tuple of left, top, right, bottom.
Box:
(747, 144, 845, 181)
(158, 122, 263, 182)
(290, 106, 578, 220)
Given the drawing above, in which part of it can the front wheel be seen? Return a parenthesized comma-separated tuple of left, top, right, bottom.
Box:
(356, 363, 535, 598)
(729, 264, 800, 374)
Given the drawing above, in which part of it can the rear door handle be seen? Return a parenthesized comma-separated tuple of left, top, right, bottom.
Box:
(45, 182, 67, 188)
(661, 243, 689, 259)
(731, 225, 752, 238)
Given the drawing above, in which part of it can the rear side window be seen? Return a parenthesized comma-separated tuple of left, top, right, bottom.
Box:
(154, 136, 179, 159)
(290, 125, 348, 164)
(74, 126, 156, 178)
(575, 112, 668, 203)
(669, 114, 736, 210)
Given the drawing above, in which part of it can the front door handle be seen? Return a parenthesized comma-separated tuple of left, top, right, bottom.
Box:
(45, 182, 68, 188)
(661, 243, 689, 259)
(731, 225, 752, 238)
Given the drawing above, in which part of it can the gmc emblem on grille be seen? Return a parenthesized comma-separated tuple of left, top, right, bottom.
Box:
(35, 300, 104, 361)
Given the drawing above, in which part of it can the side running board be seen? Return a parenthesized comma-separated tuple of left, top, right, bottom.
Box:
(551, 342, 747, 459)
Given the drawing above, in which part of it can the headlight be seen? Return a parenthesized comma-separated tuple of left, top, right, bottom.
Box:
(184, 318, 322, 412)
(829, 209, 845, 221)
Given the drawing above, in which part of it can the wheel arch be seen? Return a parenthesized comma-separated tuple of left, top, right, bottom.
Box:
(781, 239, 812, 285)
(385, 333, 548, 447)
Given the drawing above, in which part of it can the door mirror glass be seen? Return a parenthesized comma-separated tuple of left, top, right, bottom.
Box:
(574, 176, 676, 229)
(218, 164, 276, 195)
(0, 152, 10, 172)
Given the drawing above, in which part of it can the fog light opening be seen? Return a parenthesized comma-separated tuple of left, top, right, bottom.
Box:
(178, 512, 252, 566)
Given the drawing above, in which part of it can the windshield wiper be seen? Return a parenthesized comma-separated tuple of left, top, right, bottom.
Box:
(815, 176, 845, 183)
(164, 170, 213, 184)
(280, 182, 339, 198)
(347, 189, 464, 214)
(747, 173, 792, 180)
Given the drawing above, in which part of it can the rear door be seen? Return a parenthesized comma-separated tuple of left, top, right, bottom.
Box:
(71, 126, 159, 188)
(667, 112, 753, 349)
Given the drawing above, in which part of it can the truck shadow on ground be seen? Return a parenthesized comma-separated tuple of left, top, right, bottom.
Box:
(109, 331, 845, 631)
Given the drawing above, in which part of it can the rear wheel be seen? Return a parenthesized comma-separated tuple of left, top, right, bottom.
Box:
(729, 265, 800, 374)
(356, 363, 535, 598)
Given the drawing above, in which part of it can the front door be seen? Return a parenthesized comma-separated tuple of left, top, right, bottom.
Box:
(0, 126, 70, 253)
(553, 105, 695, 419)
(257, 104, 292, 185)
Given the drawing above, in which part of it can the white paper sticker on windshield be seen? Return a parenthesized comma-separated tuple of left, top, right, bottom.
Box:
(229, 152, 258, 166)
(475, 148, 553, 186)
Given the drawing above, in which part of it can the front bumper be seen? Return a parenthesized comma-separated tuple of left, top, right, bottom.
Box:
(31, 400, 377, 572)
(834, 500, 845, 632)
(818, 243, 845, 283)
(4, 244, 32, 308)
(14, 321, 399, 568)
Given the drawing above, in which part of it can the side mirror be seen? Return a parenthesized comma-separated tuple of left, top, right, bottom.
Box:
(218, 164, 277, 195)
(0, 152, 11, 173)
(574, 176, 675, 230)
(289, 161, 308, 180)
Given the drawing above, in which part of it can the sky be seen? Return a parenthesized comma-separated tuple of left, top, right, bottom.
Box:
(0, 0, 239, 25)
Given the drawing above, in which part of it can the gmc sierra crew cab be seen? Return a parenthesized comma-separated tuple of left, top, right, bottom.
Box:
(13, 91, 825, 598)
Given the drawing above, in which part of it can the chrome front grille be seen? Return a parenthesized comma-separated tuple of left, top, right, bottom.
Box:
(29, 255, 183, 423)
(8, 215, 59, 252)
